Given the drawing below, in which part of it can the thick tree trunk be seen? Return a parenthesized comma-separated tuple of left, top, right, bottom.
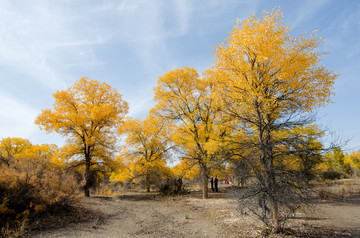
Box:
(258, 118, 281, 232)
(146, 173, 151, 192)
(84, 161, 91, 197)
(84, 152, 91, 197)
(201, 164, 208, 199)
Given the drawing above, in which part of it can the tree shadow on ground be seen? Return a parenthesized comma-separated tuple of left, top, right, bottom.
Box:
(281, 226, 360, 238)
(95, 193, 159, 201)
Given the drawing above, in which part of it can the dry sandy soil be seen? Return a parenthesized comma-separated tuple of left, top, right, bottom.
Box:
(32, 186, 360, 238)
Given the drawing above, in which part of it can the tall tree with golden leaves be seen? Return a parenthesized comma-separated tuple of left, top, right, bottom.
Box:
(36, 77, 128, 197)
(209, 9, 338, 231)
(153, 67, 226, 199)
(115, 115, 173, 192)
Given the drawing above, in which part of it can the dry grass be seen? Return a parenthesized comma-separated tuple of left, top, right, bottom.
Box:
(315, 178, 360, 200)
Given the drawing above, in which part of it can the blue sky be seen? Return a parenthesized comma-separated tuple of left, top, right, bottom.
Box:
(0, 0, 359, 152)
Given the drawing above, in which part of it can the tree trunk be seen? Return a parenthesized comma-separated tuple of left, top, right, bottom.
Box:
(84, 152, 91, 197)
(146, 173, 151, 192)
(84, 151, 91, 197)
(201, 164, 208, 199)
(272, 201, 280, 233)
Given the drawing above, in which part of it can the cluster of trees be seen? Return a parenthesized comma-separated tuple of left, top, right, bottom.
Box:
(2, 9, 349, 233)
(320, 148, 360, 179)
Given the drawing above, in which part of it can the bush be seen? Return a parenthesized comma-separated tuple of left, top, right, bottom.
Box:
(159, 178, 188, 195)
(0, 156, 79, 236)
(321, 170, 347, 180)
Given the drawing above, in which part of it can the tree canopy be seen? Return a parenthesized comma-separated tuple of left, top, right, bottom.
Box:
(36, 77, 129, 197)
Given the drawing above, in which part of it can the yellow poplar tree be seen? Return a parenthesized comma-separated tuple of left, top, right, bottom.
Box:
(153, 67, 226, 199)
(118, 115, 173, 192)
(36, 77, 128, 197)
(210, 9, 338, 231)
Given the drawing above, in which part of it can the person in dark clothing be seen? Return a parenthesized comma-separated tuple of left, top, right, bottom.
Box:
(214, 175, 218, 192)
(210, 176, 214, 192)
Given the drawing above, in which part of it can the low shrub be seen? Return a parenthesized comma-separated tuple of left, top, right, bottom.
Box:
(0, 157, 79, 237)
(159, 178, 188, 195)
(321, 170, 347, 181)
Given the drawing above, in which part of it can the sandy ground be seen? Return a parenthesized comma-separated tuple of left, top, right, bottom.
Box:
(33, 192, 231, 238)
(33, 188, 360, 238)
(306, 198, 360, 237)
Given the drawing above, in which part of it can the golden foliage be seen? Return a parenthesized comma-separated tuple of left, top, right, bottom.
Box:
(113, 115, 173, 191)
(348, 151, 360, 171)
(171, 159, 199, 180)
(36, 77, 128, 150)
(210, 9, 339, 121)
(0, 137, 32, 166)
(35, 77, 129, 196)
(110, 154, 133, 182)
(153, 67, 227, 198)
(317, 148, 360, 178)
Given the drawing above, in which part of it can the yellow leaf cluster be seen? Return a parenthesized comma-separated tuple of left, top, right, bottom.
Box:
(112, 115, 173, 187)
(153, 67, 226, 171)
(210, 9, 338, 122)
(171, 160, 199, 180)
(36, 77, 128, 146)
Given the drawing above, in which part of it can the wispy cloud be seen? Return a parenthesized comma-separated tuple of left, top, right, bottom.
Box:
(290, 0, 329, 29)
(0, 0, 196, 139)
(97, 0, 196, 118)
(108, 0, 193, 74)
(0, 1, 110, 90)
(2, 0, 358, 151)
(0, 0, 113, 140)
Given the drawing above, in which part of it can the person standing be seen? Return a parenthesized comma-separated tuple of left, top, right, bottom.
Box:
(210, 176, 214, 192)
(214, 175, 218, 192)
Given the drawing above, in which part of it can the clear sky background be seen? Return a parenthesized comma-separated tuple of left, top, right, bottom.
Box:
(0, 0, 359, 152)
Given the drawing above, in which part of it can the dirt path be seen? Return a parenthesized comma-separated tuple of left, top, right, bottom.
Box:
(33, 191, 360, 238)
(34, 193, 231, 238)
